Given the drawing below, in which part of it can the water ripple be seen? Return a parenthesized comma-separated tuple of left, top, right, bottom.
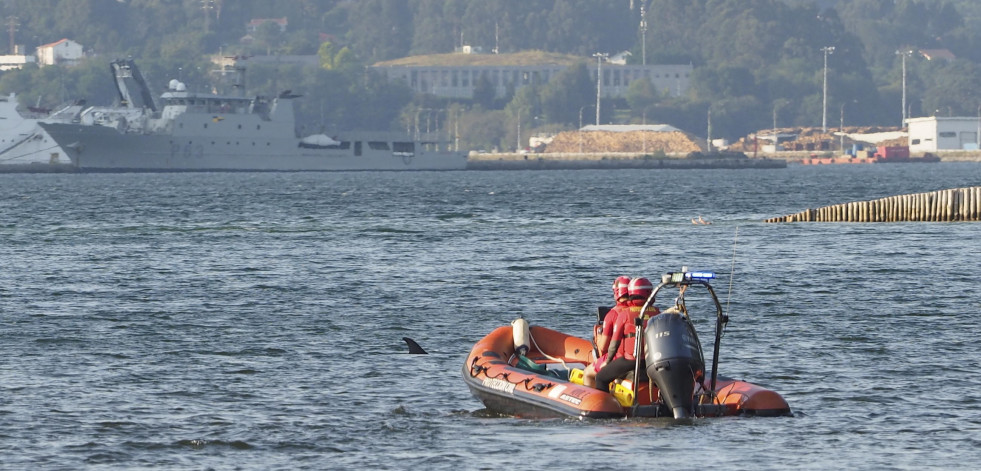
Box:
(3, 167, 981, 468)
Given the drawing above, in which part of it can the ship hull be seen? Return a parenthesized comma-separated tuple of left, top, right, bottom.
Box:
(39, 122, 467, 172)
(0, 94, 73, 169)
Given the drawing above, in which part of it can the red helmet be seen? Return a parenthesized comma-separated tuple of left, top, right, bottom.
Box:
(612, 276, 631, 301)
(627, 277, 654, 300)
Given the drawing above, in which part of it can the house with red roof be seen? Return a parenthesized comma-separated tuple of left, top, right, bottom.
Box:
(36, 38, 84, 67)
(918, 48, 956, 62)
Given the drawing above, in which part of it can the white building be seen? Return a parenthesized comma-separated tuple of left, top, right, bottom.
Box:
(372, 51, 692, 100)
(36, 38, 84, 67)
(906, 116, 980, 152)
(0, 54, 35, 70)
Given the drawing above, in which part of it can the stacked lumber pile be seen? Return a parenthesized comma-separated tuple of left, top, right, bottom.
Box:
(875, 136, 908, 147)
(729, 126, 905, 152)
(544, 130, 705, 154)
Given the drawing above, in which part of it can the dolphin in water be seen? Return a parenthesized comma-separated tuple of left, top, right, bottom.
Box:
(402, 337, 428, 354)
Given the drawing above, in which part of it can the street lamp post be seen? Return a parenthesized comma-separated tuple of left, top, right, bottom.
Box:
(773, 106, 777, 141)
(772, 99, 780, 152)
(578, 105, 595, 153)
(516, 114, 521, 152)
(772, 101, 782, 152)
(707, 107, 712, 153)
(593, 52, 607, 126)
(642, 107, 648, 153)
(821, 46, 835, 133)
(897, 49, 913, 127)
(640, 6, 647, 66)
(839, 100, 856, 152)
(840, 102, 846, 152)
(414, 108, 435, 140)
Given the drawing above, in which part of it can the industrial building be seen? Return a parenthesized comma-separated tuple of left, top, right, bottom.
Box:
(906, 116, 980, 153)
(372, 50, 692, 100)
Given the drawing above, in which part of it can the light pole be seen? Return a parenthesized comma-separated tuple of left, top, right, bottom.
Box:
(897, 49, 913, 127)
(640, 5, 647, 66)
(642, 107, 651, 153)
(578, 105, 594, 153)
(821, 46, 835, 133)
(840, 102, 846, 152)
(707, 107, 712, 153)
(413, 108, 434, 140)
(516, 114, 521, 152)
(772, 100, 783, 152)
(839, 100, 857, 152)
(593, 52, 607, 125)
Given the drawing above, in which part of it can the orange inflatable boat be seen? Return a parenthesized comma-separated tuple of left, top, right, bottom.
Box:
(462, 271, 792, 419)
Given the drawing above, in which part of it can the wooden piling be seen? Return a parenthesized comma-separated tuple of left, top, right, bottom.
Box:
(971, 187, 976, 218)
(764, 186, 981, 223)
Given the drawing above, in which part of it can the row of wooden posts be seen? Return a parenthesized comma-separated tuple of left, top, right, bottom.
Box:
(764, 186, 981, 223)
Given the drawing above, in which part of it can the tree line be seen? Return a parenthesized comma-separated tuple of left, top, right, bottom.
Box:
(1, 0, 980, 151)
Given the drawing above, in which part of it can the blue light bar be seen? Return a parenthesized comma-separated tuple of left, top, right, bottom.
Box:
(688, 271, 715, 281)
(664, 271, 716, 283)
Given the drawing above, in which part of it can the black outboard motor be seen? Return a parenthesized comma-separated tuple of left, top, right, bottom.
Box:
(644, 313, 705, 418)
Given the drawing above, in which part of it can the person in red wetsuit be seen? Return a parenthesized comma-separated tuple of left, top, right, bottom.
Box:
(594, 277, 660, 392)
(583, 276, 631, 388)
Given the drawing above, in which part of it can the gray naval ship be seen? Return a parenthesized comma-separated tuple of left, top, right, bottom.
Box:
(39, 59, 467, 172)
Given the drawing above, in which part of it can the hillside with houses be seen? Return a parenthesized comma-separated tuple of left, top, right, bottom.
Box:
(1, 0, 980, 154)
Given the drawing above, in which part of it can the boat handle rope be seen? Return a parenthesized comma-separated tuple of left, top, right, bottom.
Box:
(694, 377, 739, 412)
(527, 330, 570, 370)
(469, 356, 507, 379)
(714, 384, 736, 405)
(694, 380, 724, 415)
(469, 356, 555, 392)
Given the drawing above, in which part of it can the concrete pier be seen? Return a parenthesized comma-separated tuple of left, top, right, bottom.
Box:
(0, 162, 76, 173)
(764, 187, 981, 222)
(466, 152, 787, 170)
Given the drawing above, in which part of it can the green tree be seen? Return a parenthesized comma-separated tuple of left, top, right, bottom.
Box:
(539, 62, 594, 126)
(920, 60, 981, 117)
(251, 20, 283, 56)
(457, 107, 507, 152)
(625, 77, 660, 121)
(318, 42, 338, 70)
(410, 0, 459, 54)
(504, 84, 540, 150)
(460, 0, 512, 53)
(347, 0, 412, 62)
(332, 47, 359, 72)
(472, 74, 496, 109)
(690, 66, 757, 102)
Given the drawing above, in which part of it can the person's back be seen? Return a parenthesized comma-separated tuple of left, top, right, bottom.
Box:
(595, 277, 659, 392)
(595, 276, 630, 355)
(615, 291, 661, 360)
(583, 276, 631, 388)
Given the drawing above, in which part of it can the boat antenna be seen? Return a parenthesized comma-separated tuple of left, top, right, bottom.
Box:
(725, 226, 738, 316)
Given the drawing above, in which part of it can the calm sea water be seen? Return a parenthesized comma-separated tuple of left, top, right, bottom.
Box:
(2, 164, 980, 470)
